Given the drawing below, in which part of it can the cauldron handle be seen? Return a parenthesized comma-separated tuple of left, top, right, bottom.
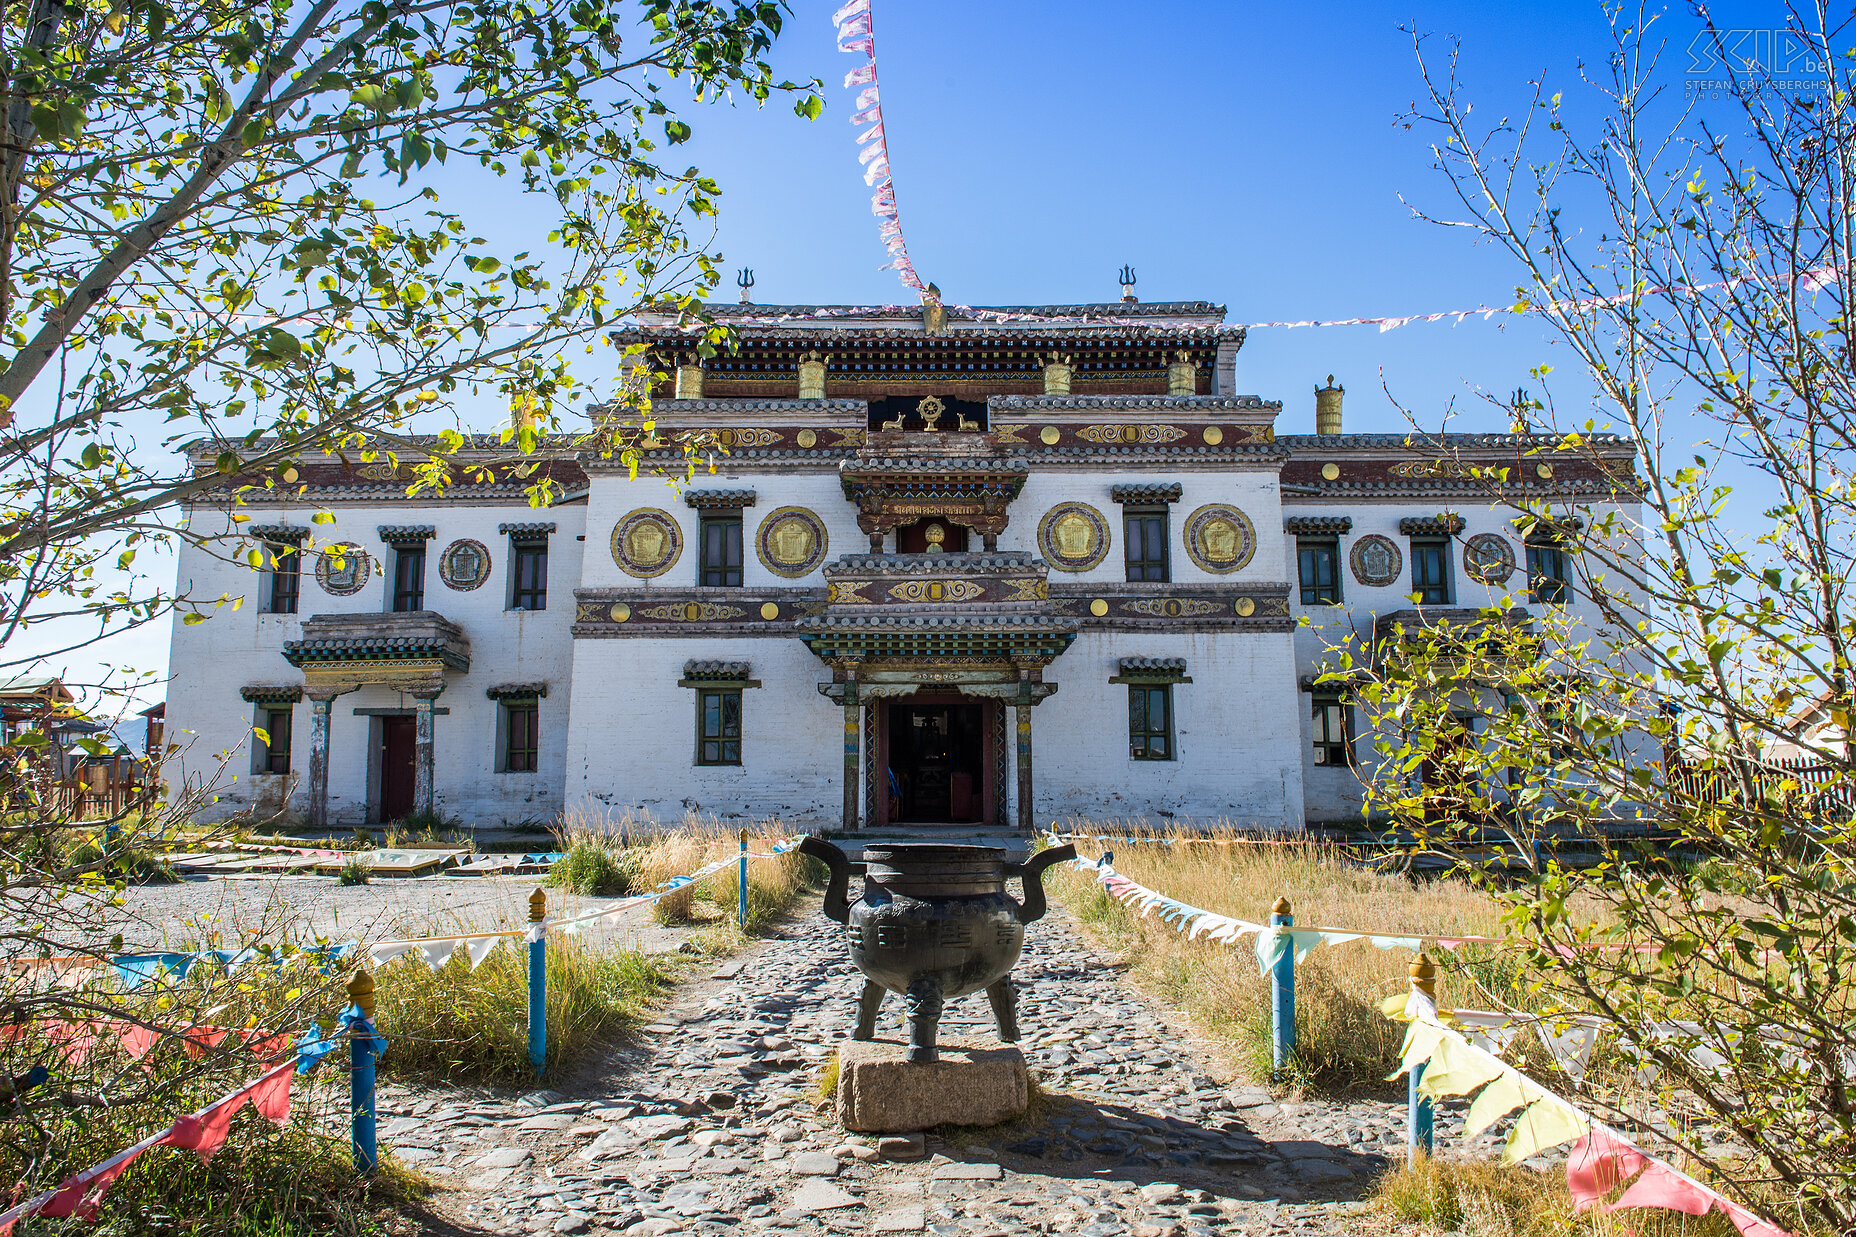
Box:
(1006, 843, 1077, 924)
(798, 836, 853, 924)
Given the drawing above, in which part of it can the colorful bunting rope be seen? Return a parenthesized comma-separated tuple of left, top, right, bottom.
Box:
(831, 0, 927, 294)
(1386, 995, 1794, 1237)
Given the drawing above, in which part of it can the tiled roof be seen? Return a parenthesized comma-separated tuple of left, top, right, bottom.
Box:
(1110, 483, 1184, 504)
(485, 683, 549, 699)
(1399, 515, 1467, 536)
(377, 524, 436, 544)
(841, 457, 1030, 475)
(682, 660, 753, 680)
(683, 489, 757, 509)
(685, 301, 1229, 321)
(499, 521, 557, 538)
(247, 524, 310, 541)
(281, 635, 470, 666)
(239, 684, 303, 703)
(990, 395, 1273, 411)
(1284, 516, 1354, 535)
(639, 399, 869, 413)
(1119, 657, 1188, 675)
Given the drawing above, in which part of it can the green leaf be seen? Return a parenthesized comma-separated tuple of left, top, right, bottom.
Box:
(794, 95, 822, 121)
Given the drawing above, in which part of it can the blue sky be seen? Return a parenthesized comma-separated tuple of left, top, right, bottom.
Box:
(23, 0, 1786, 700)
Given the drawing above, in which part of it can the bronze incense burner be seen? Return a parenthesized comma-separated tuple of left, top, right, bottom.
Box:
(797, 838, 1076, 1063)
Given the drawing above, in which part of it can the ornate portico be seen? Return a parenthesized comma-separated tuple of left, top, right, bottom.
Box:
(839, 431, 1030, 553)
(799, 552, 1078, 832)
(281, 612, 470, 828)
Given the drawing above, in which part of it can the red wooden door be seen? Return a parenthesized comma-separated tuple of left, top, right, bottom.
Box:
(379, 716, 416, 821)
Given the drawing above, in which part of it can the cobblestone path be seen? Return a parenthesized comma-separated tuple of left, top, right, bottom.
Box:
(394, 904, 1403, 1236)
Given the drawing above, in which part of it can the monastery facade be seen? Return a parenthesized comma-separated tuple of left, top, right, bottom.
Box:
(161, 299, 1639, 833)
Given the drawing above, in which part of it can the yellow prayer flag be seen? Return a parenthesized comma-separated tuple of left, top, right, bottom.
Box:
(1387, 1020, 1446, 1082)
(1380, 992, 1412, 1020)
(1418, 1035, 1508, 1100)
(1503, 1098, 1589, 1164)
(1463, 1071, 1532, 1139)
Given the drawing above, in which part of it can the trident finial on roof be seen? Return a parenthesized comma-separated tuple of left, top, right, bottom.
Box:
(736, 268, 755, 304)
(1119, 265, 1137, 303)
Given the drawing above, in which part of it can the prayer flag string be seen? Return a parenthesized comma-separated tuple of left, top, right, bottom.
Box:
(832, 0, 927, 295)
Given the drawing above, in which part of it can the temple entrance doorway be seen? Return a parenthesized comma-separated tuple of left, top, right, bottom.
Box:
(377, 715, 417, 821)
(884, 698, 989, 824)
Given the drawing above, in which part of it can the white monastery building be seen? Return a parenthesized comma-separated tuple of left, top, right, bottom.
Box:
(162, 298, 1640, 833)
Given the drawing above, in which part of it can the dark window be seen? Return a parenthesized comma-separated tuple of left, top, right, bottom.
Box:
(1128, 685, 1174, 760)
(1312, 694, 1351, 767)
(257, 707, 292, 775)
(1297, 539, 1341, 606)
(697, 689, 742, 765)
(391, 546, 426, 611)
(266, 548, 300, 615)
(1124, 508, 1170, 582)
(698, 513, 744, 587)
(510, 541, 548, 611)
(502, 700, 539, 772)
(1527, 536, 1570, 605)
(1410, 538, 1453, 605)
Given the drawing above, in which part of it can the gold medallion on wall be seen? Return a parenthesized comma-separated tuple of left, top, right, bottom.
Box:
(611, 508, 682, 579)
(1036, 502, 1111, 572)
(315, 544, 371, 595)
(755, 506, 829, 579)
(438, 539, 490, 591)
(1182, 504, 1256, 574)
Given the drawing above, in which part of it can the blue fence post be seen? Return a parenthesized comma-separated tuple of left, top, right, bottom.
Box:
(347, 970, 378, 1175)
(1407, 951, 1437, 1161)
(1270, 896, 1295, 1079)
(738, 831, 749, 928)
(528, 888, 547, 1080)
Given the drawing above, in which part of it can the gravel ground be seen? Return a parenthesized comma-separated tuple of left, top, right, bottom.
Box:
(378, 901, 1412, 1237)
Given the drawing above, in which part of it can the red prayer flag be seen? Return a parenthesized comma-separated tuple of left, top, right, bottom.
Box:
(1606, 1161, 1718, 1217)
(1566, 1128, 1650, 1212)
(248, 1063, 293, 1126)
(117, 1022, 160, 1060)
(36, 1146, 151, 1220)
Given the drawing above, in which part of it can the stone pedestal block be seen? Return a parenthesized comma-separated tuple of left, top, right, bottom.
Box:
(836, 1039, 1028, 1133)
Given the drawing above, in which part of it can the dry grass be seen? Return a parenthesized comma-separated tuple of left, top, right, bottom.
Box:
(1046, 828, 1513, 1091)
(1371, 1156, 1742, 1237)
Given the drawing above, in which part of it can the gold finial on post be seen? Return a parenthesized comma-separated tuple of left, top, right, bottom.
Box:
(529, 888, 547, 923)
(1272, 896, 1292, 916)
(1408, 951, 1437, 1000)
(347, 969, 377, 1019)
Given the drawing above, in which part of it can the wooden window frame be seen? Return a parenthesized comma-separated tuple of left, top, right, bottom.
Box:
(1123, 506, 1170, 583)
(1311, 693, 1352, 768)
(695, 688, 743, 766)
(265, 549, 301, 615)
(1409, 537, 1453, 605)
(252, 705, 293, 775)
(1297, 538, 1342, 606)
(1526, 536, 1570, 605)
(391, 545, 426, 612)
(1128, 684, 1175, 761)
(509, 540, 549, 611)
(697, 512, 744, 587)
(500, 699, 539, 773)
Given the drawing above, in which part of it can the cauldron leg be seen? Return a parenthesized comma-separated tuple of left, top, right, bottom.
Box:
(903, 976, 943, 1064)
(854, 980, 884, 1041)
(986, 977, 1020, 1042)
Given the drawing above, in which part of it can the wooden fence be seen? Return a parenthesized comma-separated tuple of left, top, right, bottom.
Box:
(1667, 755, 1855, 818)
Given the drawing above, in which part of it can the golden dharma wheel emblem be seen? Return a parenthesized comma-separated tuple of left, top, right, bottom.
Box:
(1202, 426, 1224, 445)
(1089, 598, 1109, 618)
(796, 428, 817, 448)
(1321, 462, 1341, 481)
(610, 602, 631, 622)
(760, 602, 780, 620)
(1235, 597, 1256, 617)
(1039, 425, 1061, 445)
(1536, 462, 1554, 479)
